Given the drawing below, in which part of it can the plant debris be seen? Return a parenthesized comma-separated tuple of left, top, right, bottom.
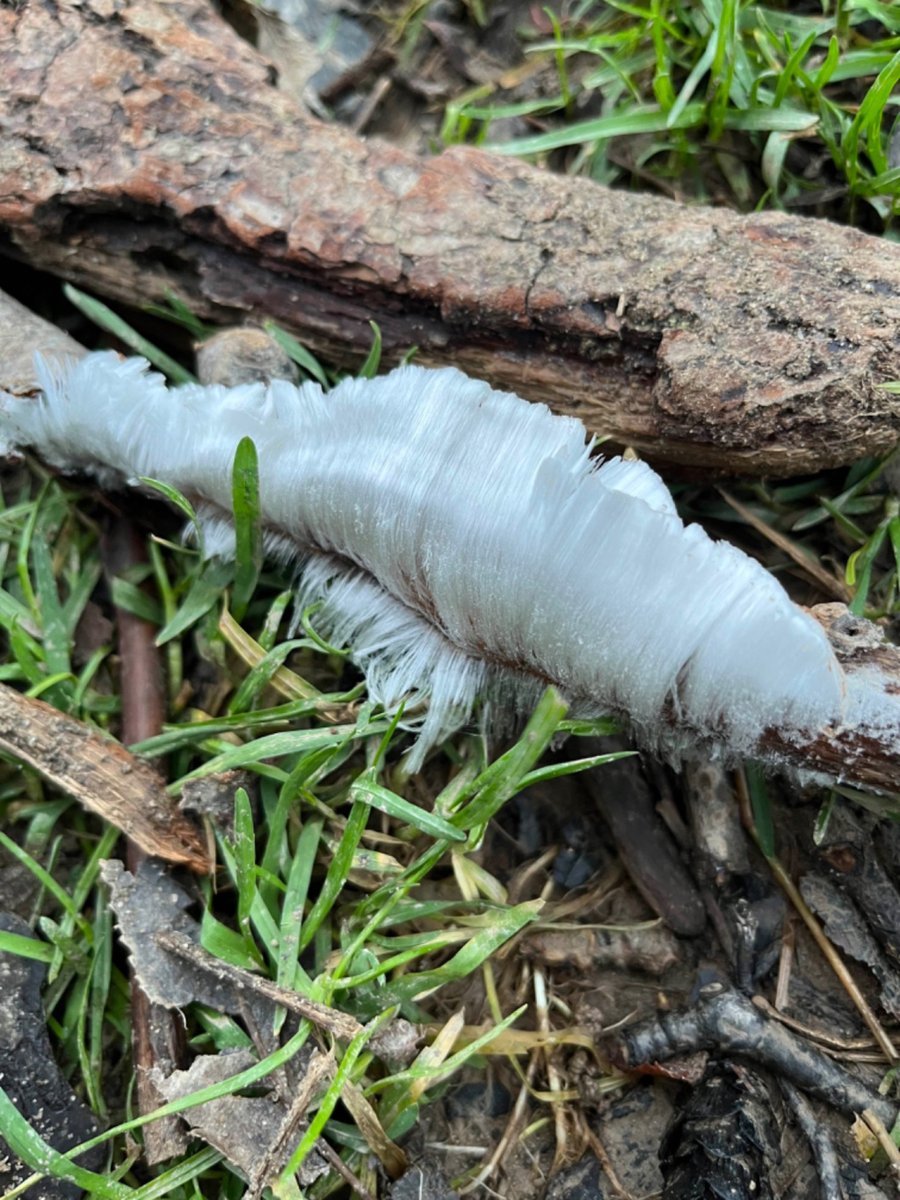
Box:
(0, 686, 209, 872)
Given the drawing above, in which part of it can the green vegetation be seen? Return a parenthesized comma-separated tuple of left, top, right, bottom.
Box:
(443, 1, 900, 228)
(0, 390, 623, 1197)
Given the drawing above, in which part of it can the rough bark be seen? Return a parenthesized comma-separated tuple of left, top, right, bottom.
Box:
(0, 0, 898, 476)
(766, 604, 900, 795)
(0, 683, 210, 871)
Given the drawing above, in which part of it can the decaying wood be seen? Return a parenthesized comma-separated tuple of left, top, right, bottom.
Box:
(608, 984, 897, 1124)
(0, 684, 210, 871)
(0, 290, 85, 394)
(577, 749, 708, 937)
(1, 0, 898, 476)
(771, 605, 900, 795)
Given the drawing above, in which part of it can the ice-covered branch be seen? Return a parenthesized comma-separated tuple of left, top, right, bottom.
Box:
(3, 351, 898, 787)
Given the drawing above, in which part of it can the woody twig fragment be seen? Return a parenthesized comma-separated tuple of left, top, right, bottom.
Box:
(103, 514, 191, 1162)
(0, 683, 209, 871)
(606, 981, 896, 1126)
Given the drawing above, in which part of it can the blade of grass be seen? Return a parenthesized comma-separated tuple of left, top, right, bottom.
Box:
(275, 818, 323, 998)
(373, 900, 542, 1006)
(262, 322, 330, 388)
(156, 557, 233, 645)
(0, 1087, 133, 1199)
(230, 437, 263, 621)
(358, 322, 383, 379)
(297, 796, 371, 954)
(350, 774, 467, 843)
(63, 284, 196, 385)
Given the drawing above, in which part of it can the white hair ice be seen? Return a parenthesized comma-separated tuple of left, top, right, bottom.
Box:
(0, 352, 845, 769)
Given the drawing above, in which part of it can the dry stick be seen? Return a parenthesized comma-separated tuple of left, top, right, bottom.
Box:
(609, 985, 896, 1124)
(735, 769, 899, 1064)
(2, 0, 900, 477)
(581, 1124, 636, 1200)
(103, 515, 190, 1164)
(0, 684, 209, 871)
(245, 1050, 336, 1200)
(457, 1050, 541, 1196)
(718, 489, 851, 603)
(780, 1080, 843, 1200)
(155, 930, 368, 1044)
(339, 1082, 408, 1180)
(313, 1141, 378, 1200)
(579, 749, 707, 937)
(772, 913, 796, 1013)
(752, 994, 893, 1054)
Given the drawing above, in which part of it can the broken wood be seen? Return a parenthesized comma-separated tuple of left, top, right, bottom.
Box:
(607, 983, 897, 1124)
(1, 293, 898, 792)
(0, 290, 84, 395)
(770, 604, 900, 795)
(0, 684, 210, 871)
(1, 0, 898, 476)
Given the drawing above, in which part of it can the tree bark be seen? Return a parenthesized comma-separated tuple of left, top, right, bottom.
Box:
(0, 683, 209, 871)
(1, 0, 899, 476)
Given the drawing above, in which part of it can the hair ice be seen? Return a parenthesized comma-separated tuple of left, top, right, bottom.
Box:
(0, 352, 845, 769)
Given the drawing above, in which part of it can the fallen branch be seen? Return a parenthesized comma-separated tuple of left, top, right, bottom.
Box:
(1, 0, 899, 475)
(766, 604, 900, 794)
(607, 982, 896, 1124)
(1, 300, 899, 791)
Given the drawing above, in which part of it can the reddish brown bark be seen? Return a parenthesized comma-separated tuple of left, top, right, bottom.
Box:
(0, 0, 898, 475)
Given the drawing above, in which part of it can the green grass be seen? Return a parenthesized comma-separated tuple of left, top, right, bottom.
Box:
(0, 454, 625, 1197)
(441, 1, 900, 228)
(2, 3, 900, 1195)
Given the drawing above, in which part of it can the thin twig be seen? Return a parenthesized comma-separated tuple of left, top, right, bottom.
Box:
(736, 768, 899, 1064)
(155, 930, 367, 1043)
(104, 515, 190, 1163)
(245, 1050, 335, 1200)
(718, 489, 850, 601)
